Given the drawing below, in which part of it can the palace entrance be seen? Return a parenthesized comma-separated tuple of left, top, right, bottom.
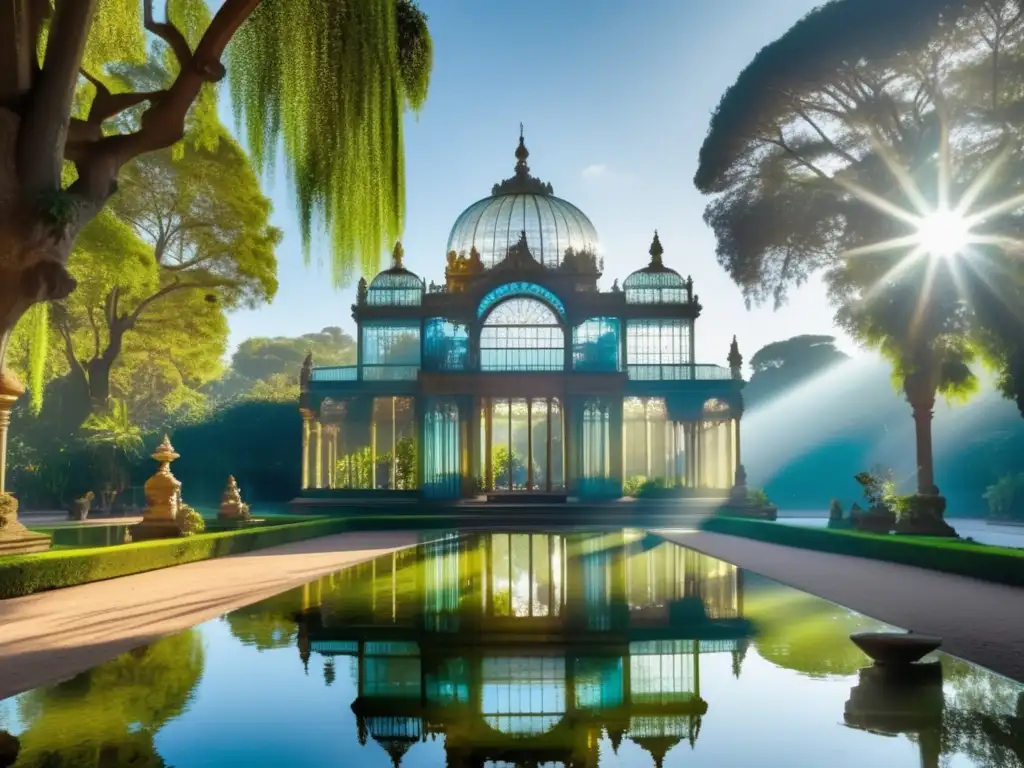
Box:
(482, 398, 565, 493)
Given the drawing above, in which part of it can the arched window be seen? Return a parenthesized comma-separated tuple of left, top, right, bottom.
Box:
(480, 298, 565, 371)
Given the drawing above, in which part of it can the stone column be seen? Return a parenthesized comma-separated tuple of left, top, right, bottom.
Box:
(314, 421, 323, 489)
(733, 415, 743, 484)
(300, 409, 313, 489)
(0, 369, 49, 555)
(609, 398, 624, 496)
(0, 370, 20, 495)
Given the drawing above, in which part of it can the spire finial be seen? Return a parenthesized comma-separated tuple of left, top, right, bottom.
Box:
(515, 124, 530, 173)
(392, 241, 404, 268)
(649, 230, 664, 267)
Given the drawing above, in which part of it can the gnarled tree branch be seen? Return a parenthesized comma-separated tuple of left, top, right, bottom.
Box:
(18, 0, 100, 193)
(144, 0, 193, 69)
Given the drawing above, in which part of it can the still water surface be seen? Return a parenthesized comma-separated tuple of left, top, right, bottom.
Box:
(0, 530, 1021, 767)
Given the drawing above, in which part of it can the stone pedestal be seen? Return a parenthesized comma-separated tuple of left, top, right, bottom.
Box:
(0, 369, 51, 556)
(130, 436, 185, 542)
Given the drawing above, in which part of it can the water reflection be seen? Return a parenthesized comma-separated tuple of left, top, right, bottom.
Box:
(297, 532, 750, 767)
(0, 531, 1021, 767)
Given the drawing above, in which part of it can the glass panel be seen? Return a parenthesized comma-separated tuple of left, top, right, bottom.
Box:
(626, 319, 691, 379)
(423, 318, 469, 371)
(623, 397, 671, 490)
(422, 397, 460, 499)
(335, 397, 373, 489)
(361, 323, 421, 379)
(573, 317, 621, 372)
(480, 297, 565, 372)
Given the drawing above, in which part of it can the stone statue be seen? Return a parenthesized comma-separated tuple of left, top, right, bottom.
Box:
(611, 279, 620, 293)
(300, 352, 313, 390)
(218, 475, 251, 521)
(357, 277, 368, 304)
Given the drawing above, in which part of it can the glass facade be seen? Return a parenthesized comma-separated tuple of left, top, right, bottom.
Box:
(573, 317, 620, 372)
(423, 318, 469, 371)
(362, 323, 421, 380)
(448, 193, 599, 269)
(626, 319, 691, 379)
(301, 138, 744, 502)
(480, 298, 564, 372)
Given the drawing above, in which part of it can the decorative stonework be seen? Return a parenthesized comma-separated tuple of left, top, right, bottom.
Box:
(218, 475, 253, 522)
(131, 435, 185, 541)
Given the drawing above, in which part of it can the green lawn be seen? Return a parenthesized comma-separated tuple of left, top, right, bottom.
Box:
(701, 515, 1024, 587)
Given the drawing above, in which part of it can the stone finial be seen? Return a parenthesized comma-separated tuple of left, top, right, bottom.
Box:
(728, 335, 743, 379)
(649, 230, 664, 268)
(357, 277, 368, 304)
(132, 435, 184, 540)
(392, 241, 404, 268)
(219, 475, 251, 521)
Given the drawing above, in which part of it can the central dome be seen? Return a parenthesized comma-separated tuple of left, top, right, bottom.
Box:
(446, 133, 599, 269)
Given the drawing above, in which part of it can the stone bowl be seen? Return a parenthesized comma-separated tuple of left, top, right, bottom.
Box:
(850, 632, 943, 666)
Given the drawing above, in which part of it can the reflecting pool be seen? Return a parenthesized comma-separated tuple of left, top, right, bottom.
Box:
(0, 531, 1021, 767)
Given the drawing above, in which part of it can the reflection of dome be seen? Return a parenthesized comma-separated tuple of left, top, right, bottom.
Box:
(368, 242, 423, 306)
(623, 231, 688, 304)
(446, 133, 599, 269)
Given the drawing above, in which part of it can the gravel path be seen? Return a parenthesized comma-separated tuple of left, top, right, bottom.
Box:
(0, 531, 419, 700)
(655, 529, 1024, 683)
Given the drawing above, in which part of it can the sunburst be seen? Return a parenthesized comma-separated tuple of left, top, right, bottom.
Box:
(835, 134, 1024, 322)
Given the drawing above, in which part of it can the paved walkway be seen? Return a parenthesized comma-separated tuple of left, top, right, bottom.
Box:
(656, 529, 1024, 683)
(0, 530, 419, 701)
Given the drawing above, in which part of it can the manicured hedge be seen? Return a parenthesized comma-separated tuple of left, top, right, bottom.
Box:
(0, 517, 353, 599)
(701, 516, 1024, 587)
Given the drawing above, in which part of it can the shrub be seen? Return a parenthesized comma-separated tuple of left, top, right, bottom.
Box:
(0, 518, 354, 599)
(700, 516, 1024, 587)
(623, 476, 647, 497)
(177, 504, 206, 536)
(0, 493, 17, 529)
(748, 487, 771, 506)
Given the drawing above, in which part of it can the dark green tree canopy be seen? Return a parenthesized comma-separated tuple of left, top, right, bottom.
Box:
(231, 326, 355, 382)
(745, 334, 850, 409)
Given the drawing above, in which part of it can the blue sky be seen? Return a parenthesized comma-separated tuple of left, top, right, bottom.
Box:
(220, 0, 855, 368)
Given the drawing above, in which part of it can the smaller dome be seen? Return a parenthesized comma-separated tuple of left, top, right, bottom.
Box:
(368, 242, 423, 306)
(623, 231, 689, 304)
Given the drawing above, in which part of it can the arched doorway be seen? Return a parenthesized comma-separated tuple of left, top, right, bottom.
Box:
(478, 296, 566, 493)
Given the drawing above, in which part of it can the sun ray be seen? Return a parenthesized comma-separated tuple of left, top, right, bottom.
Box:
(965, 189, 1024, 228)
(868, 129, 933, 217)
(859, 247, 927, 304)
(954, 141, 1013, 217)
(834, 176, 922, 226)
(843, 234, 923, 259)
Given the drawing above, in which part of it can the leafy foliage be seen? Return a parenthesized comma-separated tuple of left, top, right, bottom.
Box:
(227, 0, 433, 282)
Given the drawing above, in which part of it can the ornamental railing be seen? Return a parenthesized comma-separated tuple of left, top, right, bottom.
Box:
(627, 364, 732, 381)
(362, 365, 419, 381)
(309, 366, 358, 382)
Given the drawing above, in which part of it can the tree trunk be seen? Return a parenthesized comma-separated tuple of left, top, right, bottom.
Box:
(86, 321, 127, 412)
(904, 372, 937, 496)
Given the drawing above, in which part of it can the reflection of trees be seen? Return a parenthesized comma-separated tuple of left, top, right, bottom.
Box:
(14, 630, 204, 766)
(744, 581, 881, 678)
(225, 592, 301, 651)
(936, 657, 1024, 768)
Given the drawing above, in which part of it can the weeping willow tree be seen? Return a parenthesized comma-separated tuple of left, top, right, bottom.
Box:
(0, 0, 433, 374)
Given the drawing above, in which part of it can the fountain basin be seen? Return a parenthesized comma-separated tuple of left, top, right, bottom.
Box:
(850, 632, 943, 666)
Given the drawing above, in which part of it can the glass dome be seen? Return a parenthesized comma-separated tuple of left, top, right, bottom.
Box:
(446, 134, 599, 269)
(367, 243, 423, 306)
(624, 232, 688, 304)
